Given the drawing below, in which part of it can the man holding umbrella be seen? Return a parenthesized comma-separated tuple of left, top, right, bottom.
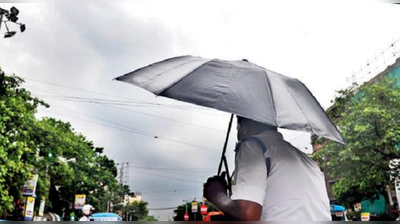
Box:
(116, 55, 345, 221)
(203, 116, 331, 221)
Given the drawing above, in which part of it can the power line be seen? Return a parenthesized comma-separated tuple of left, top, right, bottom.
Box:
(96, 104, 225, 133)
(148, 194, 204, 201)
(148, 207, 179, 211)
(21, 77, 221, 115)
(34, 93, 210, 110)
(34, 95, 225, 133)
(129, 166, 210, 179)
(49, 104, 154, 136)
(128, 165, 214, 172)
(36, 102, 234, 155)
(26, 86, 226, 132)
(42, 110, 153, 136)
(41, 109, 225, 154)
(130, 169, 204, 184)
(141, 188, 201, 194)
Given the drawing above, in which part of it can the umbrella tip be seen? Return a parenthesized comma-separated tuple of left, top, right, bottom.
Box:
(242, 59, 249, 62)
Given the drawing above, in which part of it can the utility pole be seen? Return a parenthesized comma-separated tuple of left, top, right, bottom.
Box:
(117, 162, 130, 186)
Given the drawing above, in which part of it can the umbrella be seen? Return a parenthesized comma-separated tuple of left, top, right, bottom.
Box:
(115, 55, 345, 191)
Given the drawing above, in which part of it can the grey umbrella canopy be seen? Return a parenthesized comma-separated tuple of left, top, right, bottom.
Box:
(116, 55, 345, 144)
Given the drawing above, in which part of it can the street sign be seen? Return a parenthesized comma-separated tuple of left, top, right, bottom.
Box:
(184, 213, 189, 221)
(21, 174, 38, 196)
(201, 205, 208, 215)
(74, 194, 86, 210)
(361, 212, 370, 221)
(24, 197, 35, 221)
(192, 201, 198, 213)
(38, 199, 45, 217)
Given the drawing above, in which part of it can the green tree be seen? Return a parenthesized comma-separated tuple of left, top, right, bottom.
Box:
(0, 70, 48, 216)
(122, 200, 150, 221)
(33, 118, 127, 214)
(141, 215, 158, 221)
(314, 78, 400, 207)
(1, 70, 128, 218)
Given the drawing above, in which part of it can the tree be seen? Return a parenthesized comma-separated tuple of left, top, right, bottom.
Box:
(141, 215, 158, 221)
(32, 118, 127, 215)
(0, 69, 48, 217)
(122, 200, 149, 221)
(314, 78, 400, 207)
(1, 69, 128, 218)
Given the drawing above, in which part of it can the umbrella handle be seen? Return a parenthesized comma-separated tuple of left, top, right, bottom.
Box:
(223, 155, 233, 197)
(217, 114, 234, 197)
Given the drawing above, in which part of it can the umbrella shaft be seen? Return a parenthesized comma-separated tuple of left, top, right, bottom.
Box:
(217, 114, 234, 175)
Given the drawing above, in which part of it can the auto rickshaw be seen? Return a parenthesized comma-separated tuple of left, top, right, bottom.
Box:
(330, 204, 348, 221)
(90, 213, 123, 221)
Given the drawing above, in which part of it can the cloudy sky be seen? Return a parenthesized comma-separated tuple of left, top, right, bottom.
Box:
(1, 1, 400, 220)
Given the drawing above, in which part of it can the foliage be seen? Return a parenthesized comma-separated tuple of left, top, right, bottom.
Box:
(31, 117, 127, 215)
(347, 210, 361, 221)
(0, 70, 48, 215)
(141, 215, 158, 221)
(314, 78, 400, 207)
(122, 200, 149, 221)
(0, 69, 129, 218)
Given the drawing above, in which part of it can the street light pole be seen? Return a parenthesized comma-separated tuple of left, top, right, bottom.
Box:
(0, 9, 4, 33)
(0, 14, 3, 32)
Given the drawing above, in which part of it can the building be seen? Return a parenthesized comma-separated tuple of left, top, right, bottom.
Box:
(312, 56, 400, 207)
(123, 192, 142, 206)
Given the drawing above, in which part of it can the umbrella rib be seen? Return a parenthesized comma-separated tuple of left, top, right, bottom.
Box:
(214, 61, 240, 110)
(117, 55, 191, 81)
(156, 59, 213, 96)
(281, 79, 315, 134)
(142, 58, 204, 85)
(296, 82, 346, 144)
(263, 71, 278, 126)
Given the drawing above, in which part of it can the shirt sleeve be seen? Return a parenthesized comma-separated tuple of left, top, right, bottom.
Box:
(231, 140, 267, 206)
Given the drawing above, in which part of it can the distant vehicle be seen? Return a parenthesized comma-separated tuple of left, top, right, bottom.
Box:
(90, 213, 123, 221)
(330, 204, 348, 221)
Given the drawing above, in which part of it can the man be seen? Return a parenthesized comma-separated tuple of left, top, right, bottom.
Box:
(203, 116, 331, 221)
(79, 204, 95, 221)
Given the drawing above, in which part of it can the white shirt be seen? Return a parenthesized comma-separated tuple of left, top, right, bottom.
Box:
(231, 131, 331, 221)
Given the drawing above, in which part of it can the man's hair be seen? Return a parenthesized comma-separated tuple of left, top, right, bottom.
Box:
(237, 116, 277, 134)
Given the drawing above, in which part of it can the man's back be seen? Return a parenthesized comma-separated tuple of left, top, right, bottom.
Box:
(232, 130, 331, 221)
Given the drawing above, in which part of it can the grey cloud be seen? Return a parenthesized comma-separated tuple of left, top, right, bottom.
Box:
(1, 3, 221, 220)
